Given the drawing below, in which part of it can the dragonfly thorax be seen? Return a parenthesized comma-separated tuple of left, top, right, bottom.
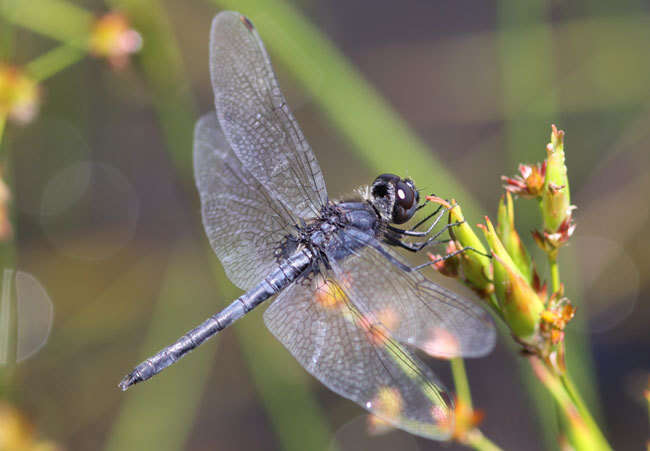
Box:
(275, 205, 347, 264)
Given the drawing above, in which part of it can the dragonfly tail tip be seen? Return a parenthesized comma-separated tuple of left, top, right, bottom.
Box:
(118, 373, 137, 391)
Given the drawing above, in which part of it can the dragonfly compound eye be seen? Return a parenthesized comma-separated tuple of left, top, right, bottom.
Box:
(370, 174, 419, 224)
(392, 180, 418, 224)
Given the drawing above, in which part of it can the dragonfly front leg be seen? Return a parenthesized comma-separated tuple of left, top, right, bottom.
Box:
(409, 246, 491, 272)
(408, 199, 445, 234)
(386, 221, 463, 253)
(391, 237, 452, 253)
(365, 226, 489, 275)
(389, 200, 446, 238)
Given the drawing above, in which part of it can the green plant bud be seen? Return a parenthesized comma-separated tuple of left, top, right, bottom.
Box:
(447, 201, 492, 293)
(497, 192, 533, 283)
(481, 217, 544, 340)
(542, 125, 571, 232)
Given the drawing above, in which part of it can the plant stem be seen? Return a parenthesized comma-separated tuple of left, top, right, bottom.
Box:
(451, 358, 473, 409)
(0, 270, 17, 398)
(545, 245, 610, 448)
(465, 429, 503, 451)
(549, 254, 560, 293)
(0, 0, 92, 45)
(451, 358, 504, 451)
(108, 0, 196, 175)
(26, 44, 86, 82)
(529, 356, 611, 450)
(559, 371, 611, 449)
(0, 114, 16, 398)
(0, 269, 16, 362)
(0, 114, 6, 146)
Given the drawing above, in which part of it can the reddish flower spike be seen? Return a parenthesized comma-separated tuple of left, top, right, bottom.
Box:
(502, 161, 546, 199)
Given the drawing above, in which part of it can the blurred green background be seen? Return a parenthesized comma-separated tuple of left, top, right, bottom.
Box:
(0, 0, 648, 450)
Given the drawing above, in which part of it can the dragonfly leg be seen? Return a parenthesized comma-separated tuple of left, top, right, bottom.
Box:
(392, 237, 452, 253)
(388, 198, 453, 238)
(408, 200, 445, 233)
(393, 204, 446, 237)
(409, 246, 491, 272)
(368, 231, 488, 274)
(386, 221, 463, 253)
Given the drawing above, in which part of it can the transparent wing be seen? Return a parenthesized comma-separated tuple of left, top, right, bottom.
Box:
(209, 11, 327, 220)
(263, 273, 454, 440)
(194, 112, 296, 290)
(334, 230, 496, 358)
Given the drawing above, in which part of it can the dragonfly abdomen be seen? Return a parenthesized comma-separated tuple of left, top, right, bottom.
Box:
(119, 248, 313, 390)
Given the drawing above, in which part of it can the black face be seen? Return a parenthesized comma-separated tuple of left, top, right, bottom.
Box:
(370, 173, 420, 224)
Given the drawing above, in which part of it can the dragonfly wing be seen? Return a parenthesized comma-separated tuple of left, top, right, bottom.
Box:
(194, 112, 296, 290)
(263, 271, 454, 440)
(209, 11, 328, 220)
(334, 229, 496, 358)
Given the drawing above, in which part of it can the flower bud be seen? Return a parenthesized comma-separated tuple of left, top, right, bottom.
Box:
(532, 216, 576, 256)
(89, 12, 142, 69)
(540, 289, 575, 349)
(0, 64, 40, 124)
(0, 402, 62, 451)
(428, 241, 460, 278)
(542, 125, 572, 232)
(480, 217, 543, 340)
(502, 161, 546, 199)
(444, 200, 492, 295)
(497, 192, 534, 284)
(446, 398, 485, 443)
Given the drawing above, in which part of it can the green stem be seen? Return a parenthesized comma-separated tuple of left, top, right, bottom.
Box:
(451, 358, 504, 451)
(559, 372, 590, 419)
(545, 244, 610, 448)
(451, 358, 473, 410)
(0, 13, 14, 60)
(0, 269, 16, 363)
(0, 117, 16, 398)
(0, 0, 92, 46)
(26, 44, 86, 82)
(464, 429, 504, 451)
(545, 223, 609, 446)
(108, 0, 196, 175)
(559, 371, 611, 449)
(530, 357, 611, 450)
(0, 269, 17, 398)
(0, 114, 6, 146)
(549, 254, 560, 294)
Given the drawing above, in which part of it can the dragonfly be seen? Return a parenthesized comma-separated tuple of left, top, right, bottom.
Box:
(119, 11, 495, 440)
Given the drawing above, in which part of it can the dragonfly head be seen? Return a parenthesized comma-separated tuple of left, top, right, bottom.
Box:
(370, 174, 420, 224)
